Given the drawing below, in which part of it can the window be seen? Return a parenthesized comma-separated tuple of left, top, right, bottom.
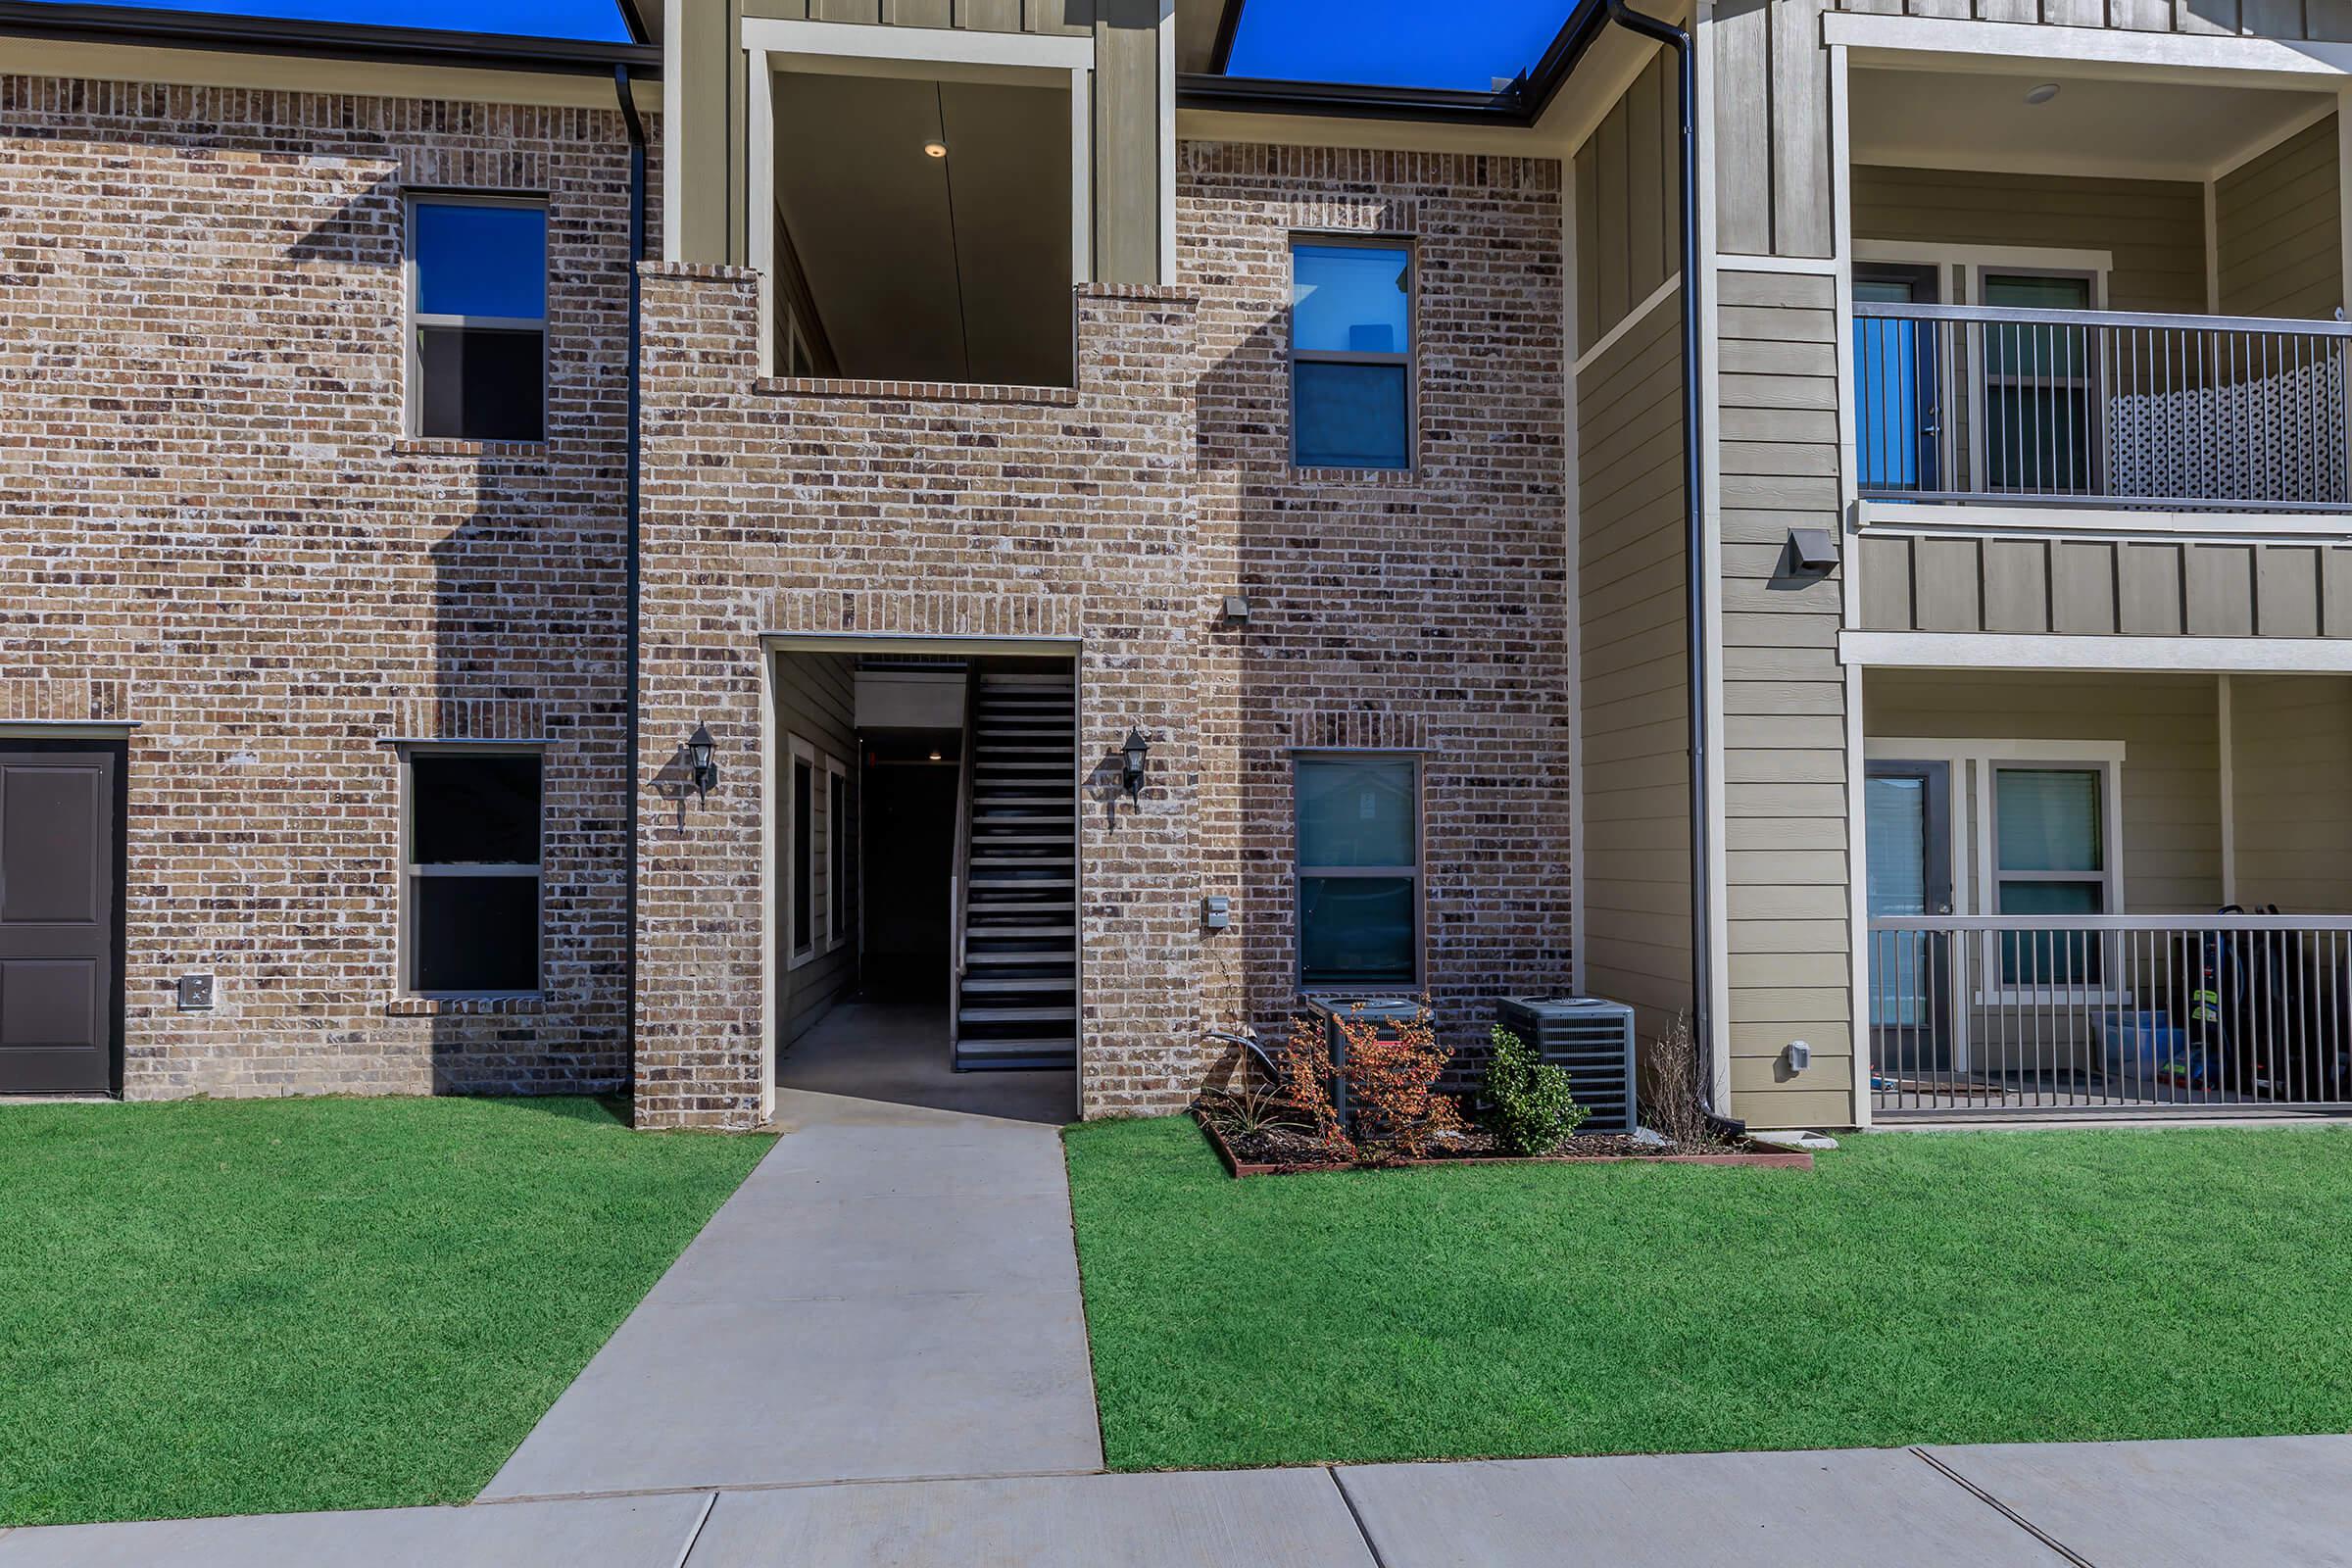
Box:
(791, 745, 814, 961)
(826, 756, 850, 948)
(1291, 240, 1412, 469)
(785, 738, 847, 965)
(1980, 271, 2096, 495)
(405, 751, 542, 995)
(409, 196, 548, 441)
(1295, 754, 1420, 987)
(1993, 765, 2107, 987)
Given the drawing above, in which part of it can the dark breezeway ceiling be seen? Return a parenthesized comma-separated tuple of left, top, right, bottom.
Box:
(771, 68, 1074, 387)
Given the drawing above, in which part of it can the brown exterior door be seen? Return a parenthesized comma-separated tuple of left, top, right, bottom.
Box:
(0, 747, 121, 1094)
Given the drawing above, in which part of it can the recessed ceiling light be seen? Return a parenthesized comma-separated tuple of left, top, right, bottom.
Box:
(2024, 82, 2061, 105)
(922, 140, 948, 158)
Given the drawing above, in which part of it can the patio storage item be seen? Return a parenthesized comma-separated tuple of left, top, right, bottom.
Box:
(1494, 996, 1638, 1135)
(2099, 1009, 2185, 1079)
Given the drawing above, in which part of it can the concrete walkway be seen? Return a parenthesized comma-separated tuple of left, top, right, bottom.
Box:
(8, 1437, 2350, 1565)
(481, 1002, 1101, 1498)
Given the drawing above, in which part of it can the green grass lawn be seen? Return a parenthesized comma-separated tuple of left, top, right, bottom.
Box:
(1064, 1117, 2352, 1470)
(0, 1096, 771, 1527)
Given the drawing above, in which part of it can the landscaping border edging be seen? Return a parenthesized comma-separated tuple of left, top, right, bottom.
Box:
(1192, 1108, 1816, 1177)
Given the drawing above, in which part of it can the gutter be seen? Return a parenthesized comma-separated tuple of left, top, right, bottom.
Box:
(0, 1, 661, 76)
(1598, 0, 1716, 1111)
(613, 65, 648, 1094)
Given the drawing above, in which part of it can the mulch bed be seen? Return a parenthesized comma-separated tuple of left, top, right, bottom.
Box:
(1194, 1100, 1814, 1177)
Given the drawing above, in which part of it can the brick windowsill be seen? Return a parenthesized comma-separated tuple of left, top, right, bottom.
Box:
(754, 375, 1081, 407)
(384, 993, 546, 1017)
(391, 437, 553, 464)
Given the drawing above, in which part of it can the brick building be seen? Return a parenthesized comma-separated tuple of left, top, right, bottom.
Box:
(12, 0, 2350, 1132)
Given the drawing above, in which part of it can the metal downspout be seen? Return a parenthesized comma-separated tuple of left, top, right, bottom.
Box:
(1601, 0, 1717, 1110)
(614, 67, 647, 1098)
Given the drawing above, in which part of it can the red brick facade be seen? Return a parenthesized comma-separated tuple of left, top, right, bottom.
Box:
(0, 76, 638, 1097)
(3, 74, 1570, 1123)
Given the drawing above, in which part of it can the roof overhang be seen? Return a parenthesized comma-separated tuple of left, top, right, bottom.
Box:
(0, 0, 660, 76)
(1175, 0, 1606, 127)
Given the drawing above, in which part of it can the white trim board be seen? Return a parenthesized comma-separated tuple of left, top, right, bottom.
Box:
(1842, 631, 2352, 673)
(1853, 499, 2352, 542)
(1570, 271, 1682, 379)
(1823, 12, 2352, 89)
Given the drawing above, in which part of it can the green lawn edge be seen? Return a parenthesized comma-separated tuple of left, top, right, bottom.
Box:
(0, 1095, 774, 1527)
(1064, 1114, 2352, 1471)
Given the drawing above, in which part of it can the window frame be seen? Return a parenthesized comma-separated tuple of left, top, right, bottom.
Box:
(1288, 232, 1418, 474)
(824, 752, 850, 953)
(398, 742, 545, 1000)
(1291, 749, 1426, 994)
(404, 191, 551, 442)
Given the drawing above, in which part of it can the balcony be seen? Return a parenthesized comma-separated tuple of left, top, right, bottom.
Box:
(1856, 303, 2352, 514)
(1869, 913, 2352, 1117)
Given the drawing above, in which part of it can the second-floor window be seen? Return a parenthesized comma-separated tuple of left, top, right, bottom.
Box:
(1291, 239, 1413, 470)
(409, 195, 548, 442)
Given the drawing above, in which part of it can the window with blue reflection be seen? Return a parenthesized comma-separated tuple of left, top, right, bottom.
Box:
(1296, 755, 1419, 987)
(410, 197, 547, 441)
(1291, 240, 1411, 469)
(414, 202, 547, 320)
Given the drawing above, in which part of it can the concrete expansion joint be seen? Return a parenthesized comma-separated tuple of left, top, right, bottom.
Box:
(1907, 1446, 2094, 1568)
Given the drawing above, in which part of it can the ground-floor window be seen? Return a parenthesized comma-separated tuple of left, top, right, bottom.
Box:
(404, 749, 542, 995)
(1294, 752, 1421, 988)
(788, 735, 850, 966)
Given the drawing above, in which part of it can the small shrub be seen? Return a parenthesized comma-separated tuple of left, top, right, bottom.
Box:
(1640, 1010, 1714, 1149)
(1482, 1025, 1586, 1154)
(1278, 1012, 1355, 1163)
(1335, 1003, 1460, 1161)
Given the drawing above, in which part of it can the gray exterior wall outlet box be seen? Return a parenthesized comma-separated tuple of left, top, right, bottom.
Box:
(1784, 1040, 1811, 1072)
(1200, 895, 1231, 930)
(177, 973, 215, 1010)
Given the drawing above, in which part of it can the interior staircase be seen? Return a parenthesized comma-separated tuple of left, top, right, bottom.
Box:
(953, 667, 1078, 1071)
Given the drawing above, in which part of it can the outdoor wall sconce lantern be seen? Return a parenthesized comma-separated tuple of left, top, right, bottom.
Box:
(687, 723, 718, 799)
(1121, 726, 1152, 801)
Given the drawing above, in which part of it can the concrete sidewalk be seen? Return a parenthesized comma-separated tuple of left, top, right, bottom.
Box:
(481, 1004, 1102, 1498)
(6, 1437, 2348, 1566)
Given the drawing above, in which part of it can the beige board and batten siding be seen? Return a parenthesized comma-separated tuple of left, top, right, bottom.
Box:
(1577, 285, 1693, 1045)
(776, 650, 859, 1046)
(1717, 267, 1855, 1128)
(2217, 115, 2343, 319)
(1710, 0, 1834, 261)
(673, 0, 1165, 281)
(1856, 535, 2352, 637)
(1827, 0, 2352, 38)
(1574, 50, 1681, 348)
(2230, 674, 2352, 909)
(1864, 669, 2223, 913)
(1851, 166, 2206, 314)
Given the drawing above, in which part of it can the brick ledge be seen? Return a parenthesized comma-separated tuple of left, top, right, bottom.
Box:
(753, 375, 1081, 407)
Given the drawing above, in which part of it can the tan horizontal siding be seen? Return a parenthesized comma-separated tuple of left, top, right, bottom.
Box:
(1577, 284, 1693, 1038)
(1714, 264, 1854, 1127)
(1852, 165, 2206, 314)
(2230, 674, 2352, 909)
(2218, 116, 2342, 319)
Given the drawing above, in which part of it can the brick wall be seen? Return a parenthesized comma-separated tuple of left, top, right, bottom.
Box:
(0, 76, 640, 1097)
(1179, 143, 1572, 1063)
(631, 265, 1206, 1127)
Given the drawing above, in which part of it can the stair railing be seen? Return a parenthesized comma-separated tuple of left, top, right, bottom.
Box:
(947, 662, 980, 1054)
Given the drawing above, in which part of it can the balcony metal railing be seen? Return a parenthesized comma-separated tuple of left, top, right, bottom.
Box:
(1868, 914, 2352, 1118)
(1854, 303, 2352, 512)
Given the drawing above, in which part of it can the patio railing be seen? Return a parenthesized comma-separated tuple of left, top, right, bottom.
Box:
(1853, 303, 2352, 512)
(1868, 914, 2352, 1117)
